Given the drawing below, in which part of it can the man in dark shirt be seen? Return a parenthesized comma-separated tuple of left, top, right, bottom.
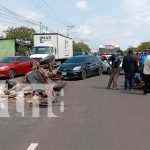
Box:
(122, 49, 138, 90)
(107, 50, 122, 89)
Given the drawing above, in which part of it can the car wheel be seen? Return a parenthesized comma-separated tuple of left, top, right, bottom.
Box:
(107, 68, 111, 75)
(98, 67, 103, 76)
(8, 69, 15, 79)
(80, 70, 87, 80)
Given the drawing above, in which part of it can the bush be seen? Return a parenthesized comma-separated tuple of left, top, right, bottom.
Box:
(18, 45, 28, 55)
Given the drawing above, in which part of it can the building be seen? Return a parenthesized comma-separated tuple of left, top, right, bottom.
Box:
(0, 39, 31, 58)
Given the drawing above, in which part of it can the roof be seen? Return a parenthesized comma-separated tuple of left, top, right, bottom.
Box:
(3, 56, 29, 58)
(34, 33, 72, 40)
(74, 55, 94, 58)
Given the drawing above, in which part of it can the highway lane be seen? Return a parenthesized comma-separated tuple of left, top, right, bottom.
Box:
(0, 75, 150, 150)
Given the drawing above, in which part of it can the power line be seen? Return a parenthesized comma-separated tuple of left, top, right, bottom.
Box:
(0, 19, 26, 27)
(0, 4, 39, 26)
(26, 0, 68, 26)
(0, 11, 37, 26)
(0, 4, 38, 25)
(39, 0, 69, 24)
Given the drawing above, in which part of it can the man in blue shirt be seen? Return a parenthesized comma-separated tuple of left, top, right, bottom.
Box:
(140, 50, 148, 66)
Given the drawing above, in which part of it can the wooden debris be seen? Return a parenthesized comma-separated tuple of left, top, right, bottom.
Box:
(4, 56, 66, 106)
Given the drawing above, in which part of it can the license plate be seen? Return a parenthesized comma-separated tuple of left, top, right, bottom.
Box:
(62, 72, 67, 75)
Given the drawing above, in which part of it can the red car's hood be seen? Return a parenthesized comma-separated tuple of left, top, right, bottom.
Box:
(0, 63, 11, 67)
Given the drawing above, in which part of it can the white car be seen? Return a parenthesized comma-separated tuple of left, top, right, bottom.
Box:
(97, 55, 123, 75)
(97, 55, 111, 74)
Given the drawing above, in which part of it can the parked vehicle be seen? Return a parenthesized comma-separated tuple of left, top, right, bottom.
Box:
(57, 55, 103, 80)
(97, 55, 123, 75)
(30, 33, 73, 66)
(97, 55, 112, 74)
(74, 52, 85, 56)
(0, 56, 31, 78)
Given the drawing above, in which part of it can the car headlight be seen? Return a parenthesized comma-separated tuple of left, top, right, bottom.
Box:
(73, 66, 81, 71)
(0, 66, 9, 70)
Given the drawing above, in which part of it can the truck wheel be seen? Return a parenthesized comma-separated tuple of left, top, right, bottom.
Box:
(80, 70, 87, 80)
(8, 69, 15, 79)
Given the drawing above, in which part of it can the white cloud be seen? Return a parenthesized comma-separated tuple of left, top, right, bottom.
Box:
(74, 14, 145, 49)
(121, 0, 149, 14)
(75, 0, 89, 12)
(0, 24, 8, 36)
(73, 0, 150, 49)
(0, 7, 46, 35)
(15, 7, 47, 32)
(17, 8, 46, 22)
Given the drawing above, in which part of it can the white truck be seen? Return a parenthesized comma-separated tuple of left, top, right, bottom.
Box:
(30, 33, 73, 66)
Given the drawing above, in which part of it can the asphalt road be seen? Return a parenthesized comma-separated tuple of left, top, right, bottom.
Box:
(0, 75, 150, 150)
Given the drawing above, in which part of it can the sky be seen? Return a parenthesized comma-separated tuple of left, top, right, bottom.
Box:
(0, 0, 150, 50)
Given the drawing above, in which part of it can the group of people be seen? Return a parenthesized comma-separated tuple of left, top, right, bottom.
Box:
(107, 49, 150, 95)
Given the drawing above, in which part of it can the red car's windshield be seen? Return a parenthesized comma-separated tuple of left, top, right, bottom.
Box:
(0, 57, 16, 63)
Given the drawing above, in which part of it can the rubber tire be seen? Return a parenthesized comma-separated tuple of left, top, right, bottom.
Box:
(107, 68, 111, 75)
(98, 67, 103, 76)
(80, 70, 87, 80)
(8, 69, 15, 79)
(53, 81, 67, 91)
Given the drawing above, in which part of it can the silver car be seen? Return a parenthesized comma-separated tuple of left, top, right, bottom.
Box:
(97, 55, 123, 75)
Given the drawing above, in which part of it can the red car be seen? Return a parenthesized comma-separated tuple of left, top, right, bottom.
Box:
(0, 56, 31, 78)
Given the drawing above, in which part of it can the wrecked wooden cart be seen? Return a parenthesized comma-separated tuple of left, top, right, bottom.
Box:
(3, 55, 66, 106)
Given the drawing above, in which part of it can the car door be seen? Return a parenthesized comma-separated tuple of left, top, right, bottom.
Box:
(102, 59, 109, 72)
(15, 57, 30, 74)
(93, 57, 101, 73)
(19, 57, 30, 73)
(13, 57, 24, 75)
(85, 57, 93, 76)
(90, 56, 100, 75)
(85, 57, 96, 76)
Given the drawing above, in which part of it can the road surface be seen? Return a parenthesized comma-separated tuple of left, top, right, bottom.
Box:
(0, 75, 150, 150)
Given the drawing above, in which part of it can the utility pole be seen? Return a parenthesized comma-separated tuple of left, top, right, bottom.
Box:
(42, 25, 44, 33)
(45, 27, 48, 33)
(40, 22, 42, 33)
(67, 26, 75, 37)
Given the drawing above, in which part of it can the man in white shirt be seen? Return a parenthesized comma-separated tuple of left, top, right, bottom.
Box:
(143, 54, 150, 95)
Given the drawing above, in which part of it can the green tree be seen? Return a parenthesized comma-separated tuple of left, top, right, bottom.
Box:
(4, 26, 36, 44)
(18, 45, 28, 55)
(137, 42, 150, 52)
(124, 46, 139, 55)
(73, 41, 91, 54)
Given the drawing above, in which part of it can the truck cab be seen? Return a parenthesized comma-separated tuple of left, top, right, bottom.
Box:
(30, 46, 55, 61)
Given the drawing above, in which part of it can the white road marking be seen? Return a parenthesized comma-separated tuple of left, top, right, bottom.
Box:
(27, 143, 38, 150)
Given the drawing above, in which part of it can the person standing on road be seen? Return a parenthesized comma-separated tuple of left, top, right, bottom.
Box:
(140, 50, 148, 69)
(143, 54, 150, 95)
(135, 52, 140, 67)
(107, 50, 122, 89)
(122, 49, 138, 91)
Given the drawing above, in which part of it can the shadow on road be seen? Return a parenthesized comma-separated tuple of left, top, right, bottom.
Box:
(91, 85, 143, 96)
(91, 85, 107, 90)
(119, 90, 142, 95)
